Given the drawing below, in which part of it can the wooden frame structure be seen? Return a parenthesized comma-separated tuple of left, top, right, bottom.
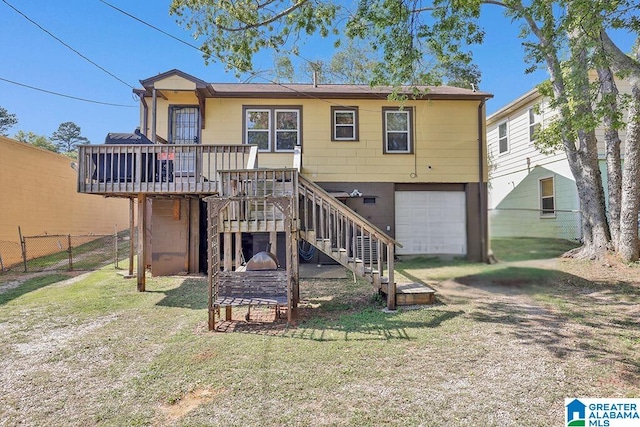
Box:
(206, 195, 300, 330)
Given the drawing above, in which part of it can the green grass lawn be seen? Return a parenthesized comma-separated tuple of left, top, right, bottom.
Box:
(0, 239, 637, 426)
(490, 237, 581, 262)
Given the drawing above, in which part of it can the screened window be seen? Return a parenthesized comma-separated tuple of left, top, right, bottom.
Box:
(540, 177, 555, 217)
(498, 122, 508, 154)
(244, 106, 301, 152)
(332, 106, 358, 141)
(529, 107, 541, 142)
(383, 108, 412, 153)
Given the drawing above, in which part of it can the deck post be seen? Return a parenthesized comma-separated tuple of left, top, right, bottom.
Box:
(129, 197, 135, 276)
(137, 194, 147, 292)
(386, 243, 395, 310)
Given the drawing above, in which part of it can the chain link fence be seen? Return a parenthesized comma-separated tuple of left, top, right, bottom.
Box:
(489, 208, 583, 242)
(0, 228, 136, 273)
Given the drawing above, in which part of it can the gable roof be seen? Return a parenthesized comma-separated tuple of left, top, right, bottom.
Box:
(134, 69, 493, 101)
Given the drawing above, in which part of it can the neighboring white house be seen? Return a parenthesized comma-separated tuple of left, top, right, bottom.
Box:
(487, 79, 631, 242)
(486, 88, 579, 241)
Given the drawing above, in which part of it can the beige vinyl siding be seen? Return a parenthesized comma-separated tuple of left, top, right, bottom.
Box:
(141, 75, 486, 183)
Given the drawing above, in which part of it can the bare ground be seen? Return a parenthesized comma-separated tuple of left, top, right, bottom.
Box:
(0, 257, 638, 426)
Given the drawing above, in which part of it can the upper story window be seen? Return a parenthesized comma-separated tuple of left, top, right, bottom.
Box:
(498, 121, 509, 154)
(244, 106, 301, 152)
(540, 176, 555, 217)
(331, 106, 358, 141)
(529, 107, 541, 142)
(383, 107, 413, 154)
(169, 106, 200, 144)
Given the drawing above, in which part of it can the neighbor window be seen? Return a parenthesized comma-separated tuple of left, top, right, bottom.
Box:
(383, 107, 413, 153)
(332, 106, 358, 141)
(244, 106, 301, 152)
(498, 122, 509, 154)
(529, 107, 541, 142)
(540, 177, 555, 217)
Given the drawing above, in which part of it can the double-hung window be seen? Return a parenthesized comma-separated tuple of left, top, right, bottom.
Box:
(383, 107, 413, 153)
(498, 121, 509, 154)
(331, 106, 358, 141)
(244, 106, 301, 152)
(529, 107, 541, 142)
(540, 177, 555, 217)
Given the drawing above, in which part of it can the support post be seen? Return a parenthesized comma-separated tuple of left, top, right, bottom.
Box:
(137, 194, 147, 292)
(235, 232, 243, 270)
(129, 197, 135, 276)
(386, 244, 395, 310)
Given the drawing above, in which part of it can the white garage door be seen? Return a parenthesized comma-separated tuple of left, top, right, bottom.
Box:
(395, 191, 467, 255)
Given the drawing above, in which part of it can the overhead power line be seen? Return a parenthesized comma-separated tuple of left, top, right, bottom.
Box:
(0, 76, 137, 107)
(96, 1, 389, 110)
(98, 0, 203, 52)
(1, 0, 135, 89)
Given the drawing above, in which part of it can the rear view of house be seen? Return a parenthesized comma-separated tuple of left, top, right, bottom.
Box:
(76, 69, 491, 321)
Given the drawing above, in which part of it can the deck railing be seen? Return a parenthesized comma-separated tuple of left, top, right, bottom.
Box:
(217, 169, 298, 230)
(297, 174, 399, 309)
(77, 144, 258, 195)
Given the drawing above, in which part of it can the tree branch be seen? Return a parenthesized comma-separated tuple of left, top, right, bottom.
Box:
(215, 0, 309, 32)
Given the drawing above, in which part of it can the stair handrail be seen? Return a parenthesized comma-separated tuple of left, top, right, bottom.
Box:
(297, 174, 402, 248)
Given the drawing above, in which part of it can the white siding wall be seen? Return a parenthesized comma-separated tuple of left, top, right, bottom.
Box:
(487, 96, 569, 208)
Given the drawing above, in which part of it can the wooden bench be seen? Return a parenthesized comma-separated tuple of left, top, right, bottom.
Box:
(215, 270, 288, 321)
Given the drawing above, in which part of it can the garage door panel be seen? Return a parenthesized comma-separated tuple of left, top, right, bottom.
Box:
(395, 191, 467, 256)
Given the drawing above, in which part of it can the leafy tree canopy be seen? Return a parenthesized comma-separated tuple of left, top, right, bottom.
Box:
(0, 106, 18, 136)
(169, 0, 482, 88)
(14, 130, 59, 153)
(51, 122, 89, 153)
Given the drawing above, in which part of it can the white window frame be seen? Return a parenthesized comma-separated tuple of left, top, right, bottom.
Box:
(274, 109, 300, 152)
(332, 107, 358, 141)
(383, 108, 412, 154)
(245, 108, 272, 152)
(539, 176, 556, 218)
(498, 121, 509, 154)
(529, 107, 542, 142)
(244, 106, 301, 153)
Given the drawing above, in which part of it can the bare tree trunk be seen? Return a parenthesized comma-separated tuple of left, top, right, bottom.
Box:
(597, 67, 623, 250)
(618, 83, 640, 261)
(556, 31, 610, 259)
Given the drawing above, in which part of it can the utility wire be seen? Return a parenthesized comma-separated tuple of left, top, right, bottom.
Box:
(1, 0, 135, 89)
(98, 0, 203, 52)
(0, 76, 137, 107)
(96, 0, 390, 111)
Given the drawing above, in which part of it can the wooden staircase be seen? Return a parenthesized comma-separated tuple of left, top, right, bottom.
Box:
(297, 175, 400, 309)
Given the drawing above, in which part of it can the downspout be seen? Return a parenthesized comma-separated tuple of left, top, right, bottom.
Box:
(478, 99, 487, 263)
(140, 95, 149, 138)
(151, 88, 157, 144)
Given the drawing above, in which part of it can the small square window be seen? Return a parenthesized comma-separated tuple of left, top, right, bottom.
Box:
(331, 107, 358, 141)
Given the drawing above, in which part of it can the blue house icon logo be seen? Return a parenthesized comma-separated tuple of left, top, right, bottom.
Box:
(566, 399, 586, 426)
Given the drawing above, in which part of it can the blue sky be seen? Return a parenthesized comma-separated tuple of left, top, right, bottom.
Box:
(0, 0, 634, 145)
